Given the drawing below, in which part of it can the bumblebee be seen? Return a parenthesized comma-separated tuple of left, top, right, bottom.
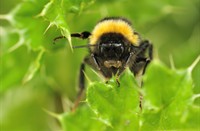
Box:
(54, 17, 153, 110)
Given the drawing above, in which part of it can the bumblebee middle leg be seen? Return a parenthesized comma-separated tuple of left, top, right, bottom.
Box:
(129, 40, 153, 109)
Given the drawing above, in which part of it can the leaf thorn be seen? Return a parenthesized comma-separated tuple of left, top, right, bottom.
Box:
(188, 55, 200, 73)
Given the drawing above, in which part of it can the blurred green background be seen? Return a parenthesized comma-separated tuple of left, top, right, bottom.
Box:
(0, 0, 199, 130)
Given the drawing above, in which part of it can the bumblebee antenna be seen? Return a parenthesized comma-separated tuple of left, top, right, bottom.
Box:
(53, 31, 91, 44)
(71, 31, 91, 39)
(53, 36, 66, 44)
(73, 44, 97, 49)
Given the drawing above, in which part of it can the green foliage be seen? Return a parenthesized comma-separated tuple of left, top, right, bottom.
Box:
(87, 70, 140, 129)
(60, 60, 200, 131)
(141, 60, 199, 130)
(60, 105, 105, 131)
(1, 0, 200, 130)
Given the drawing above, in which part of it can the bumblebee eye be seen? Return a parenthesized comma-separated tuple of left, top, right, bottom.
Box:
(114, 43, 124, 54)
(100, 43, 106, 53)
(99, 43, 125, 58)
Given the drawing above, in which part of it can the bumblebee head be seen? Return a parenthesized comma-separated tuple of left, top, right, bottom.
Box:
(89, 17, 140, 59)
(97, 33, 127, 59)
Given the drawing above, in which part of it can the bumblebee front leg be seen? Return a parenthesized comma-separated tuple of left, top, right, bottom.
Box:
(138, 40, 153, 75)
(130, 40, 153, 76)
(72, 54, 100, 111)
(72, 62, 85, 112)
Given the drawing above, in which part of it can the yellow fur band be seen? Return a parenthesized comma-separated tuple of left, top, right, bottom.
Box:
(89, 19, 139, 46)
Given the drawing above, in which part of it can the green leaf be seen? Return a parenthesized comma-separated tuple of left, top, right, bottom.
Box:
(23, 47, 45, 83)
(59, 105, 105, 131)
(87, 70, 140, 130)
(1, 0, 49, 51)
(85, 59, 200, 130)
(1, 0, 96, 89)
(38, 0, 95, 50)
(0, 85, 53, 131)
(141, 60, 199, 130)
